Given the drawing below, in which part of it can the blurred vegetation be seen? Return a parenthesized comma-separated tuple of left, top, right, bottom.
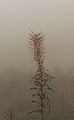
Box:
(0, 66, 74, 120)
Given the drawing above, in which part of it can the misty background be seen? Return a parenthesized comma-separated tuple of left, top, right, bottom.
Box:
(0, 0, 74, 71)
(0, 0, 74, 120)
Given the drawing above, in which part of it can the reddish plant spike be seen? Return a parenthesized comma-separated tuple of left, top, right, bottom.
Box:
(29, 32, 44, 64)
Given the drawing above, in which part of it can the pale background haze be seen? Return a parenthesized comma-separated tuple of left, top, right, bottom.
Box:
(0, 0, 74, 72)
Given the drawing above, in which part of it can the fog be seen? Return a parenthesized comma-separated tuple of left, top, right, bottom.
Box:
(0, 0, 74, 71)
(0, 0, 74, 120)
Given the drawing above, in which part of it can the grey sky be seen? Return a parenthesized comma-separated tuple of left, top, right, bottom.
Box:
(0, 0, 74, 71)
